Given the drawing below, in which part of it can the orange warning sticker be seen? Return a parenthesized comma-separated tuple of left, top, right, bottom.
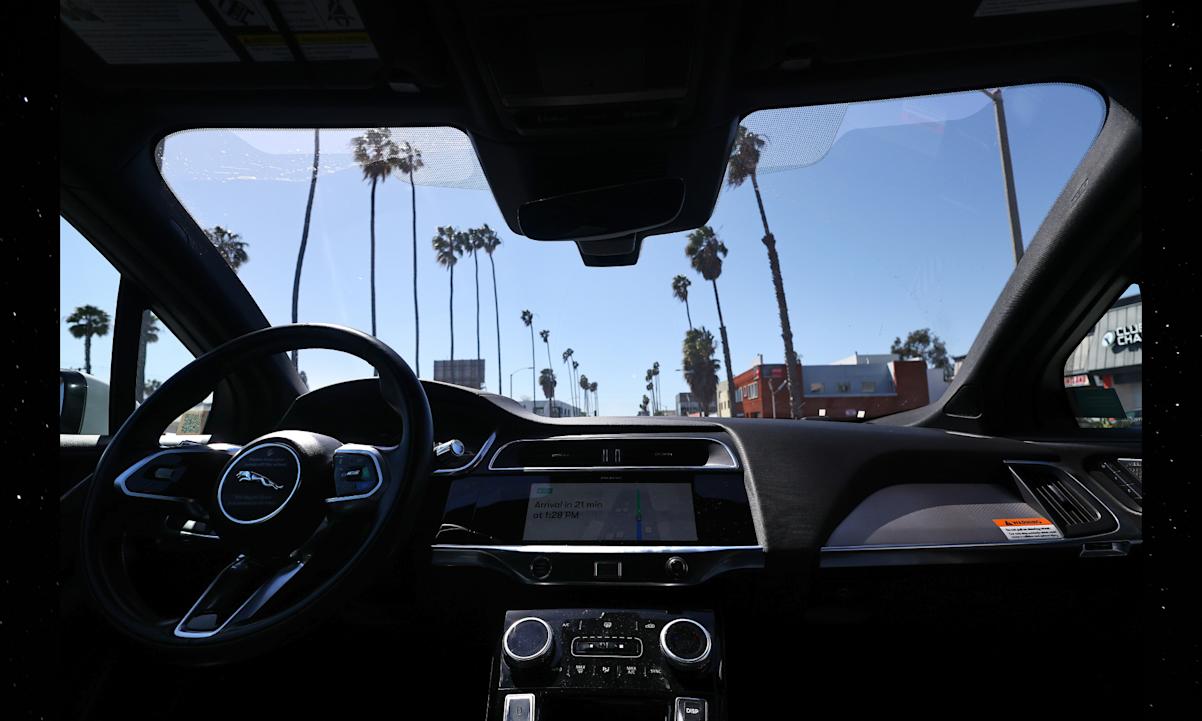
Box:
(992, 517, 1062, 540)
(993, 517, 1054, 527)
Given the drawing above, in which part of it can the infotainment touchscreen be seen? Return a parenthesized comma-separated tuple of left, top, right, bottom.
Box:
(522, 482, 698, 542)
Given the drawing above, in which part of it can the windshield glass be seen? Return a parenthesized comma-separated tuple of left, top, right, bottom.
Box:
(155, 83, 1104, 419)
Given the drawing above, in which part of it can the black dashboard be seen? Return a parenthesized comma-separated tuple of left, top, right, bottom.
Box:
(285, 378, 1143, 576)
(277, 378, 1144, 719)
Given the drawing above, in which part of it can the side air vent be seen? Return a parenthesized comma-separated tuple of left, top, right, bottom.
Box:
(489, 436, 738, 471)
(1007, 463, 1116, 538)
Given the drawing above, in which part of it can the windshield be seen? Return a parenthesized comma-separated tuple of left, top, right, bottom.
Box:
(154, 83, 1104, 419)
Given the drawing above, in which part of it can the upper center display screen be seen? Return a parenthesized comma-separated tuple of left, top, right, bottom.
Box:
(522, 482, 698, 542)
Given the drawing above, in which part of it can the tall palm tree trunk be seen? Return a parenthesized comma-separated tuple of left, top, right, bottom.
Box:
(569, 365, 577, 415)
(449, 266, 455, 361)
(292, 129, 320, 371)
(84, 333, 92, 374)
(684, 298, 693, 330)
(473, 251, 481, 363)
(751, 173, 803, 418)
(490, 254, 501, 393)
(136, 312, 149, 402)
(369, 175, 378, 337)
(529, 328, 536, 412)
(410, 169, 419, 377)
(710, 279, 736, 409)
(545, 344, 555, 415)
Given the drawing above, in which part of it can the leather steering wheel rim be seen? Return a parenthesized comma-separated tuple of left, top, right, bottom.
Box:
(79, 323, 433, 663)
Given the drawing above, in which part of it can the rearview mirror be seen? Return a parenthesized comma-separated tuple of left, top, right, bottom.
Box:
(60, 369, 109, 435)
(517, 177, 684, 241)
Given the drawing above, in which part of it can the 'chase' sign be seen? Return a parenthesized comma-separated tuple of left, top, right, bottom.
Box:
(1102, 322, 1142, 351)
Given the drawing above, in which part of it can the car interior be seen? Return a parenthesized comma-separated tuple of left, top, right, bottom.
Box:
(59, 2, 1142, 718)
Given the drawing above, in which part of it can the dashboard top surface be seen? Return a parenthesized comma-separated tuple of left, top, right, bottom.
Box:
(285, 378, 1142, 568)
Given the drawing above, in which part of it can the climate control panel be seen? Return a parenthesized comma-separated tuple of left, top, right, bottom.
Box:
(491, 609, 722, 720)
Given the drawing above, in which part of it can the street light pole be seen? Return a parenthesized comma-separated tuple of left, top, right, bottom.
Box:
(982, 88, 1024, 266)
(768, 378, 788, 419)
(510, 366, 533, 399)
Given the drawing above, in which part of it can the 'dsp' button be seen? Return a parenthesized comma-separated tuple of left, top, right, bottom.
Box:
(674, 697, 707, 721)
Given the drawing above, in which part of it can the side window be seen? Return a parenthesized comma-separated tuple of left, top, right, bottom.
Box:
(60, 216, 206, 435)
(136, 310, 212, 435)
(1063, 284, 1142, 429)
(60, 218, 119, 434)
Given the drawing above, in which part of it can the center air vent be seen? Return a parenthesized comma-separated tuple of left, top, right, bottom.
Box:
(1006, 463, 1116, 538)
(489, 436, 737, 471)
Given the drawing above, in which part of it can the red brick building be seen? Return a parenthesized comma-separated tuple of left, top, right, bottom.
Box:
(730, 358, 930, 419)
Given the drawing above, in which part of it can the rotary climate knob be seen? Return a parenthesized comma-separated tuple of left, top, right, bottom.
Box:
(502, 616, 554, 669)
(659, 618, 712, 670)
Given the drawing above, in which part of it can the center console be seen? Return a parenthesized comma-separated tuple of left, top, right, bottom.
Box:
(491, 608, 723, 721)
(433, 435, 761, 586)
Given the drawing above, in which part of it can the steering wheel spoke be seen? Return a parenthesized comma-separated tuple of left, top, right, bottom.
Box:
(113, 443, 240, 516)
(174, 554, 306, 638)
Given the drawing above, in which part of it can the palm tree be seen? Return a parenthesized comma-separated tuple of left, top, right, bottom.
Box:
(562, 348, 576, 415)
(66, 305, 110, 374)
(681, 327, 720, 417)
(589, 381, 598, 416)
(433, 226, 464, 361)
(291, 129, 320, 371)
(476, 225, 503, 392)
(672, 274, 694, 330)
(652, 361, 662, 413)
(538, 368, 557, 417)
(397, 141, 424, 376)
(521, 310, 535, 408)
(135, 312, 160, 403)
(578, 373, 590, 416)
(351, 128, 404, 337)
(572, 360, 580, 413)
(464, 225, 484, 366)
(539, 330, 555, 414)
(728, 124, 802, 417)
(639, 394, 650, 416)
(686, 226, 735, 409)
(206, 226, 249, 271)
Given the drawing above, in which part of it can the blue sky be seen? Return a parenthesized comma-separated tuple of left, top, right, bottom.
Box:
(60, 83, 1105, 416)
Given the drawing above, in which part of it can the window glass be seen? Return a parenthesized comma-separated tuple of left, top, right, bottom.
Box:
(135, 311, 212, 435)
(158, 83, 1105, 418)
(61, 218, 119, 433)
(1064, 284, 1142, 429)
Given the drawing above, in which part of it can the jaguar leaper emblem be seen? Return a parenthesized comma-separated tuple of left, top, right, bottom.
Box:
(235, 469, 285, 490)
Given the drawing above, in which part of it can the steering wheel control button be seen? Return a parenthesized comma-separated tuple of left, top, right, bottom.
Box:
(501, 693, 536, 721)
(332, 450, 380, 499)
(675, 697, 708, 721)
(503, 617, 554, 668)
(660, 618, 713, 669)
(217, 443, 301, 524)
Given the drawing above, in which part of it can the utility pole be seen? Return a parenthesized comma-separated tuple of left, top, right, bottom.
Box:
(982, 88, 1024, 266)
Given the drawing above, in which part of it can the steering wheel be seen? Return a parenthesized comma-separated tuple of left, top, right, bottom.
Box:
(79, 324, 433, 662)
